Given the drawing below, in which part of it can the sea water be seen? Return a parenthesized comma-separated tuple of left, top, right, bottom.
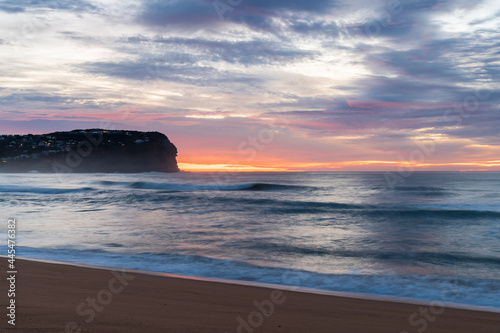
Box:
(1, 171, 499, 309)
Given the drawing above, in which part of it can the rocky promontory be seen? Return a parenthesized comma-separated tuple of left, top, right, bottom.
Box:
(0, 129, 179, 173)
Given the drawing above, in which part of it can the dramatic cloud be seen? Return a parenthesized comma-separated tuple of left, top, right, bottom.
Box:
(0, 5, 25, 13)
(0, 0, 96, 13)
(1, 0, 499, 171)
(137, 0, 337, 31)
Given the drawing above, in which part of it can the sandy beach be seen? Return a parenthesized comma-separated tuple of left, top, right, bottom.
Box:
(1, 258, 498, 332)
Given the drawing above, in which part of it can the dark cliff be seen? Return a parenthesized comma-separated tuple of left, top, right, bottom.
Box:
(0, 129, 179, 173)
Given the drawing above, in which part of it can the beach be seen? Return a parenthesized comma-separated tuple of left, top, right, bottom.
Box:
(4, 172, 500, 310)
(3, 258, 499, 332)
(2, 172, 500, 331)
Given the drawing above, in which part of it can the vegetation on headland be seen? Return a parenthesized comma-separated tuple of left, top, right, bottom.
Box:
(0, 129, 179, 173)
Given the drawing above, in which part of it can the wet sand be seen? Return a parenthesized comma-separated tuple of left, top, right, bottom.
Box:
(2, 258, 499, 332)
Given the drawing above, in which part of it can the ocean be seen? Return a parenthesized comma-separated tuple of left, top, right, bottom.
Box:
(2, 171, 500, 309)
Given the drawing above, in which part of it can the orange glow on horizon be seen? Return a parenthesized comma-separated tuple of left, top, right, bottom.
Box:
(178, 163, 288, 172)
(177, 160, 500, 172)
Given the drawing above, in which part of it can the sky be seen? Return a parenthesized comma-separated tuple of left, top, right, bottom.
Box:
(0, 0, 499, 172)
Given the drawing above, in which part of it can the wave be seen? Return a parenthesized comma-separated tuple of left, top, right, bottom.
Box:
(230, 198, 363, 210)
(80, 190, 499, 220)
(394, 186, 446, 192)
(97, 181, 308, 192)
(392, 186, 451, 197)
(245, 243, 500, 266)
(362, 208, 500, 219)
(16, 247, 500, 309)
(9, 184, 498, 220)
(171, 195, 500, 219)
(0, 185, 95, 195)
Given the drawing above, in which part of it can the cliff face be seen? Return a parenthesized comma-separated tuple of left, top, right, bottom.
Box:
(0, 129, 179, 173)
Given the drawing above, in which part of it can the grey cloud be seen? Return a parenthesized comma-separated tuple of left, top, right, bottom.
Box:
(367, 47, 473, 83)
(470, 10, 500, 25)
(137, 0, 337, 32)
(242, 0, 336, 13)
(118, 35, 316, 65)
(349, 24, 500, 104)
(0, 90, 111, 110)
(346, 0, 488, 40)
(349, 17, 416, 38)
(0, 120, 106, 134)
(137, 0, 217, 28)
(156, 37, 316, 64)
(289, 21, 342, 37)
(1, 92, 73, 104)
(0, 5, 25, 13)
(259, 77, 500, 139)
(345, 76, 458, 103)
(82, 61, 263, 86)
(0, 0, 96, 13)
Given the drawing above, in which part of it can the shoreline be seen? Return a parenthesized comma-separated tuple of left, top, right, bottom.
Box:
(2, 258, 499, 332)
(10, 256, 500, 315)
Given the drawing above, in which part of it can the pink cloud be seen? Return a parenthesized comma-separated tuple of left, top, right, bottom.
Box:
(347, 100, 415, 109)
